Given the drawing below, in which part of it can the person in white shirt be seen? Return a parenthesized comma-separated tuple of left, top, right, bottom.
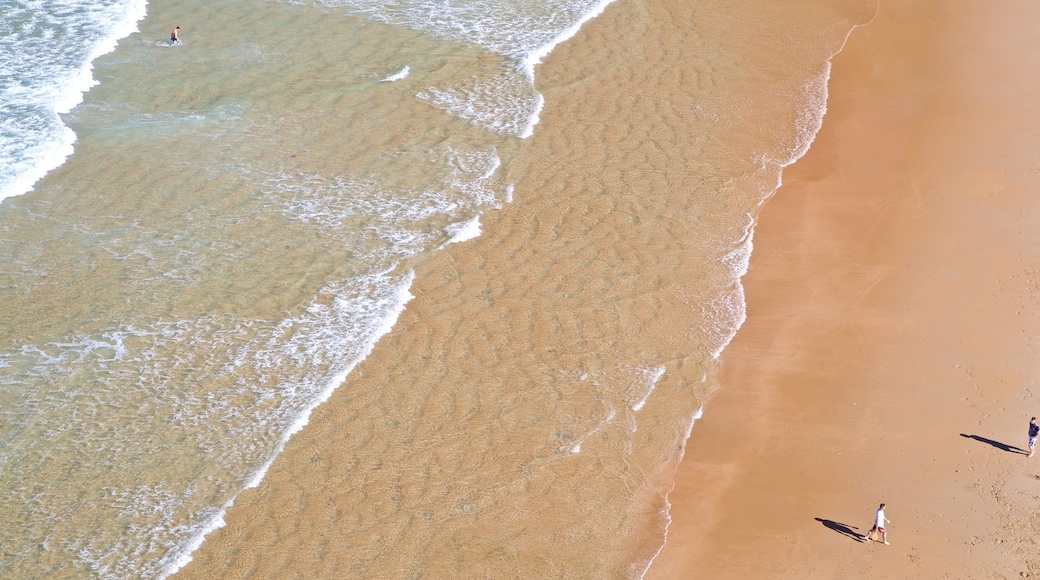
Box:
(866, 503, 890, 545)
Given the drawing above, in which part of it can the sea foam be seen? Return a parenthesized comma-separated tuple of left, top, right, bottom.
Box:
(320, 0, 618, 138)
(0, 0, 147, 202)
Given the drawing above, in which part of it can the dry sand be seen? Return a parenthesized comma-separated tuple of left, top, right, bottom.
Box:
(647, 0, 1040, 578)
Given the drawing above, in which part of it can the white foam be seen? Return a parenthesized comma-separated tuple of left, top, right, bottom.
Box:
(512, 0, 618, 136)
(634, 405, 703, 579)
(699, 61, 835, 364)
(627, 365, 665, 412)
(159, 273, 416, 578)
(559, 403, 615, 454)
(789, 66, 831, 166)
(704, 229, 753, 360)
(60, 1, 148, 115)
(641, 21, 880, 580)
(417, 74, 542, 138)
(273, 148, 504, 260)
(518, 0, 616, 79)
(706, 20, 871, 366)
(381, 65, 410, 82)
(0, 265, 422, 578)
(443, 215, 482, 245)
(0, 0, 148, 203)
(327, 0, 618, 139)
(0, 125, 77, 204)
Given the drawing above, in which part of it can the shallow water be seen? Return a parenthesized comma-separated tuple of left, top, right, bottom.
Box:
(0, 0, 873, 576)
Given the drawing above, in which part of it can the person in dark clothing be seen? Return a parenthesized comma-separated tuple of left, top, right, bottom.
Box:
(1028, 417, 1039, 457)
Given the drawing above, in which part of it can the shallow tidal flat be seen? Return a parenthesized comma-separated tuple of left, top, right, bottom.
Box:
(177, 0, 876, 577)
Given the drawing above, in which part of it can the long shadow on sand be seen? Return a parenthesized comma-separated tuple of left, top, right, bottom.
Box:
(960, 433, 1028, 455)
(815, 518, 865, 543)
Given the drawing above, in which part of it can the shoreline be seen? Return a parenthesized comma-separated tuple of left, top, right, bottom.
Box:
(175, 0, 875, 577)
(647, 0, 1040, 577)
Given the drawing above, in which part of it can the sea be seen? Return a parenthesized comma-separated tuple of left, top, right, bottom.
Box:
(0, 0, 872, 577)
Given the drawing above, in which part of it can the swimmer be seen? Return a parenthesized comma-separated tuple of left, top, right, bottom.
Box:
(171, 26, 180, 45)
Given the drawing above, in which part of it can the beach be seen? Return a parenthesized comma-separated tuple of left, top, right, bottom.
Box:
(4, 0, 1038, 576)
(648, 0, 1040, 577)
(176, 0, 875, 577)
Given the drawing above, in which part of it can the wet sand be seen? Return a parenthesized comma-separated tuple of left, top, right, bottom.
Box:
(647, 0, 1040, 577)
(176, 0, 874, 577)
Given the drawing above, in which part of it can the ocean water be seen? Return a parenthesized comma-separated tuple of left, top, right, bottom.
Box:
(0, 0, 871, 577)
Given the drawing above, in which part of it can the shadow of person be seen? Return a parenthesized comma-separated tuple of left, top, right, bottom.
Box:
(959, 433, 1028, 455)
(815, 518, 865, 542)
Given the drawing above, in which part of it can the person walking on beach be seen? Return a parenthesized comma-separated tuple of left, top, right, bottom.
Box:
(866, 503, 890, 545)
(170, 26, 181, 45)
(1028, 417, 1039, 457)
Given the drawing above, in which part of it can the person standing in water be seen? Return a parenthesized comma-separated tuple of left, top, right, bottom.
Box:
(171, 26, 181, 45)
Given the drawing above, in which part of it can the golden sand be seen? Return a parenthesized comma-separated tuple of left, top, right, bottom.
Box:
(648, 0, 1040, 577)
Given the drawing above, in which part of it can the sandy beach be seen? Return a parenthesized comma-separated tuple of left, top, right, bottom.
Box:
(171, 0, 1040, 578)
(647, 0, 1040, 577)
(30, 0, 1040, 575)
(174, 0, 873, 577)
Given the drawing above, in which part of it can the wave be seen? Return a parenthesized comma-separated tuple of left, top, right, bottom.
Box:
(0, 0, 147, 202)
